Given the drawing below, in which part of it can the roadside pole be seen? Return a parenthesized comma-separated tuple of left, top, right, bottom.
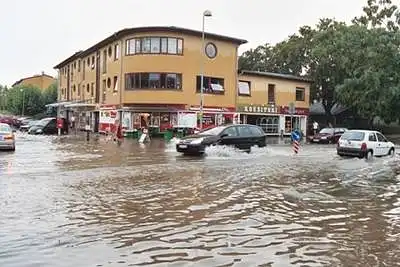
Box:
(289, 102, 295, 133)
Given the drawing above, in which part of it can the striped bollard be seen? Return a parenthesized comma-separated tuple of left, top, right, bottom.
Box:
(291, 130, 301, 154)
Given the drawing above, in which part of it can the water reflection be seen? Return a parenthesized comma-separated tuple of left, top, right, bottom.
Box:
(1, 134, 400, 266)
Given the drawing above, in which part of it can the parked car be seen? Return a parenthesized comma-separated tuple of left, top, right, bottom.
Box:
(337, 130, 395, 159)
(310, 127, 348, 144)
(0, 123, 16, 151)
(176, 124, 267, 155)
(20, 120, 40, 132)
(28, 117, 57, 135)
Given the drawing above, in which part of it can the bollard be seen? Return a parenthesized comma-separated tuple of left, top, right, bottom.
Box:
(291, 130, 301, 154)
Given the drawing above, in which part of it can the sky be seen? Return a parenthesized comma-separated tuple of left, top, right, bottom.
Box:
(0, 0, 367, 87)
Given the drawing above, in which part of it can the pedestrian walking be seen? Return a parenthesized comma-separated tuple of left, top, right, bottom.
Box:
(114, 119, 123, 146)
(313, 121, 319, 136)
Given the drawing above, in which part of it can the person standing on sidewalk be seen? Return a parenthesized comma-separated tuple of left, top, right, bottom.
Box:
(114, 119, 123, 146)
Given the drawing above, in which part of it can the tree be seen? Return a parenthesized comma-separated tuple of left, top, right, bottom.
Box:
(43, 82, 58, 105)
(6, 85, 44, 116)
(352, 0, 400, 31)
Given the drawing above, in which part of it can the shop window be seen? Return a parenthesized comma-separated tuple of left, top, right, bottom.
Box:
(125, 37, 183, 55)
(114, 43, 120, 60)
(196, 76, 225, 95)
(296, 87, 305, 101)
(238, 80, 251, 96)
(256, 116, 279, 134)
(125, 72, 182, 90)
(268, 84, 275, 104)
(285, 116, 301, 133)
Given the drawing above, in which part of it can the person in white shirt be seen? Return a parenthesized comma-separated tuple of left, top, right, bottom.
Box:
(313, 121, 319, 136)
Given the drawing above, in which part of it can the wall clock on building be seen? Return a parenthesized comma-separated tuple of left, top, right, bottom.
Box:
(205, 42, 217, 59)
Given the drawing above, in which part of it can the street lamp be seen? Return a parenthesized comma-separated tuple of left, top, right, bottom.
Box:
(199, 9, 212, 130)
(20, 89, 25, 116)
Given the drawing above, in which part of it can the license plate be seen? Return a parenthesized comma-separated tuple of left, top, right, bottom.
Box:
(179, 144, 187, 149)
(313, 139, 319, 142)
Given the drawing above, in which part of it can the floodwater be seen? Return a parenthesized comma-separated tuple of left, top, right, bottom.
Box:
(1, 133, 400, 267)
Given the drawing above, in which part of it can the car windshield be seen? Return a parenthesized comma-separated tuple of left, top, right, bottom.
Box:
(319, 128, 334, 134)
(198, 126, 226, 136)
(0, 124, 11, 134)
(37, 119, 51, 126)
(341, 131, 365, 141)
(29, 120, 39, 126)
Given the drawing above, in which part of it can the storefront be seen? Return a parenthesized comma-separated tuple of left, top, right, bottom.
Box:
(187, 106, 236, 129)
(236, 104, 309, 136)
(64, 103, 97, 131)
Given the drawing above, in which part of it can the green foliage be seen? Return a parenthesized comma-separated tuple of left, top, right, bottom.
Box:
(6, 85, 44, 116)
(43, 82, 58, 105)
(238, 0, 400, 123)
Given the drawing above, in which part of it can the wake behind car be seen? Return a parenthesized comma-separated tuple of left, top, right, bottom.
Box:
(28, 117, 57, 135)
(0, 123, 16, 151)
(311, 127, 347, 144)
(337, 130, 395, 159)
(176, 124, 267, 155)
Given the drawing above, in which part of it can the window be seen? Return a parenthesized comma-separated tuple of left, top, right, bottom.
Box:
(102, 79, 106, 103)
(91, 56, 95, 69)
(87, 58, 90, 67)
(113, 76, 118, 92)
(125, 72, 182, 90)
(82, 60, 86, 80)
(125, 37, 183, 55)
(86, 84, 90, 93)
(259, 116, 279, 134)
(161, 38, 168, 53)
(196, 76, 225, 95)
(78, 60, 81, 72)
(268, 84, 275, 103)
(221, 127, 239, 137)
(238, 125, 253, 136)
(167, 38, 177, 54)
(369, 133, 377, 142)
(150, 37, 160, 53)
(296, 87, 305, 101)
(238, 80, 250, 96)
(91, 83, 94, 97)
(102, 50, 107, 73)
(376, 132, 387, 142)
(107, 78, 111, 88)
(114, 44, 120, 60)
(108, 46, 112, 58)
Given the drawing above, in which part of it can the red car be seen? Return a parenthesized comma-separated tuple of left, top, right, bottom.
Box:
(0, 116, 13, 126)
(310, 127, 348, 144)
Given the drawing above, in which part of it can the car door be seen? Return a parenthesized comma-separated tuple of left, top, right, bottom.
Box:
(249, 125, 266, 147)
(236, 125, 255, 149)
(376, 132, 390, 155)
(219, 126, 240, 147)
(45, 119, 57, 134)
(368, 132, 379, 155)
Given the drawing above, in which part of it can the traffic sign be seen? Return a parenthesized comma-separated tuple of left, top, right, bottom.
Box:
(288, 102, 296, 115)
(291, 130, 301, 142)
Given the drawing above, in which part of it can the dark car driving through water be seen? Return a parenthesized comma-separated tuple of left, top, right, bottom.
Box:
(176, 124, 267, 155)
(310, 127, 348, 144)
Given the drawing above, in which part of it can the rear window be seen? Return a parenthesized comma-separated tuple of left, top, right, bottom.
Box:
(341, 131, 365, 141)
(0, 124, 11, 133)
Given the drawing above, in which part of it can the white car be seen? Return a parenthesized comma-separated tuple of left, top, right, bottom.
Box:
(0, 123, 16, 151)
(337, 130, 395, 159)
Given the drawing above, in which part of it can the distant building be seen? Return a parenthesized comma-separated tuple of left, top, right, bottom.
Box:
(12, 72, 56, 91)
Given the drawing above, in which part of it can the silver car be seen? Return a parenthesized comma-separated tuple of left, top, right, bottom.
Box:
(0, 123, 16, 151)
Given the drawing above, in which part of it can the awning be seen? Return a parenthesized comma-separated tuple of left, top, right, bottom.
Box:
(64, 103, 97, 108)
(45, 101, 73, 108)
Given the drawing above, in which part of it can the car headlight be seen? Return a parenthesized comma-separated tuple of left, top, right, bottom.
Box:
(190, 138, 204, 145)
(36, 129, 43, 133)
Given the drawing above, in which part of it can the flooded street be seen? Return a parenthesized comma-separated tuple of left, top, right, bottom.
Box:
(1, 134, 400, 267)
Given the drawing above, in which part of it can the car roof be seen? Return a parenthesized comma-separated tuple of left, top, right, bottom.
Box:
(346, 129, 378, 133)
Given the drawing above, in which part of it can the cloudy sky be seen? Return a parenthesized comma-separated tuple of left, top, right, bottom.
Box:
(0, 0, 367, 86)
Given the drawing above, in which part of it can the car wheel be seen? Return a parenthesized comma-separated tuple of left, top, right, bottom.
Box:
(365, 150, 373, 160)
(388, 147, 395, 157)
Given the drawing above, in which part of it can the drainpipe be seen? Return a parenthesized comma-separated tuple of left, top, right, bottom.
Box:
(119, 38, 124, 120)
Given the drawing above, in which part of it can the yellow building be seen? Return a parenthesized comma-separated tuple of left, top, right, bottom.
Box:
(54, 26, 247, 132)
(12, 72, 56, 91)
(237, 70, 312, 136)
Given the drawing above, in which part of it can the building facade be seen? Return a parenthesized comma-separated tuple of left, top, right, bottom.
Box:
(237, 70, 312, 136)
(53, 26, 311, 136)
(12, 72, 56, 91)
(54, 26, 246, 132)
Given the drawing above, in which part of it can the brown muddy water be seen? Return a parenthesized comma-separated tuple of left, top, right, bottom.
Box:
(1, 133, 400, 267)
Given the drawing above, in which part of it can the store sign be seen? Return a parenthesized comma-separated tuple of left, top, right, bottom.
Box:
(237, 105, 278, 114)
(281, 106, 309, 115)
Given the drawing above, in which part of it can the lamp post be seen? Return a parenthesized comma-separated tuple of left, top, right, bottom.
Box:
(20, 89, 25, 116)
(199, 9, 212, 130)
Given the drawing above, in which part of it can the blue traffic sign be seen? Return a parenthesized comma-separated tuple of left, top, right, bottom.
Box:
(291, 130, 301, 142)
